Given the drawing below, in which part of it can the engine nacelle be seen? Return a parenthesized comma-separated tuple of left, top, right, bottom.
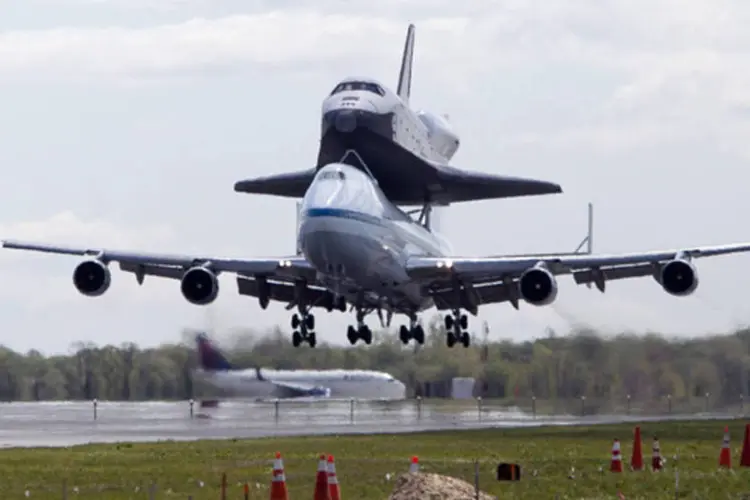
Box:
(416, 110, 460, 160)
(518, 266, 559, 306)
(180, 266, 219, 305)
(659, 259, 699, 297)
(72, 259, 111, 297)
(305, 386, 332, 398)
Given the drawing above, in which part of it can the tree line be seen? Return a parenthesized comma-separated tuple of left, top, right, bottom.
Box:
(2, 317, 750, 413)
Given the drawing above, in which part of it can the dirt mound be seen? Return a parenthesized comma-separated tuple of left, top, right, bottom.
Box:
(387, 472, 495, 500)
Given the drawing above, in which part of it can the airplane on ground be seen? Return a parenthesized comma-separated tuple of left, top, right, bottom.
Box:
(193, 332, 406, 400)
(4, 151, 750, 349)
(234, 24, 563, 206)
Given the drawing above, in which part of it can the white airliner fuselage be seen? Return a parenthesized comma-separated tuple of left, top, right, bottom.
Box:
(300, 162, 450, 313)
(196, 367, 406, 400)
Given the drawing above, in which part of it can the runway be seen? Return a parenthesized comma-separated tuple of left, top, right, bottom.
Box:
(0, 399, 738, 448)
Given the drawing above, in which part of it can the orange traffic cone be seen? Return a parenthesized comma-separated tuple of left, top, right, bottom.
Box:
(719, 426, 732, 468)
(610, 439, 623, 473)
(314, 454, 332, 500)
(631, 426, 643, 471)
(651, 436, 663, 471)
(269, 452, 289, 500)
(409, 456, 419, 473)
(741, 424, 750, 467)
(327, 455, 341, 500)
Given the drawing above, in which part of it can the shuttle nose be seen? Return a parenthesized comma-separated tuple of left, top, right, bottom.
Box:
(322, 100, 380, 134)
(328, 109, 358, 133)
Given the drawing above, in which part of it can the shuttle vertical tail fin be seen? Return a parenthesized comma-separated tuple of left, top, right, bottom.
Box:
(396, 24, 416, 105)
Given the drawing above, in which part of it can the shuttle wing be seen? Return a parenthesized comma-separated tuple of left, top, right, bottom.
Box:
(234, 168, 316, 198)
(430, 165, 562, 203)
(233, 163, 561, 204)
(0, 239, 318, 286)
(410, 242, 750, 308)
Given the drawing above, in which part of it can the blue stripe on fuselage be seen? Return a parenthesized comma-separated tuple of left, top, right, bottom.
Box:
(303, 207, 386, 227)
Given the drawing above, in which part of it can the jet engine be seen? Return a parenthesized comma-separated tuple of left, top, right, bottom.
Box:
(659, 258, 699, 297)
(305, 386, 332, 398)
(416, 110, 460, 160)
(180, 266, 219, 305)
(72, 259, 111, 297)
(518, 266, 558, 306)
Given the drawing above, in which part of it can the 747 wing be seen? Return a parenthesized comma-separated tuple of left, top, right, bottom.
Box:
(0, 239, 318, 307)
(411, 242, 750, 314)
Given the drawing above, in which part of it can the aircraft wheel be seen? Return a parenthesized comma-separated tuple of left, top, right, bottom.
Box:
(306, 314, 315, 330)
(444, 315, 454, 330)
(399, 325, 410, 344)
(461, 332, 470, 348)
(413, 325, 425, 345)
(446, 332, 456, 348)
(460, 314, 468, 330)
(292, 331, 302, 347)
(308, 331, 317, 348)
(291, 314, 300, 329)
(359, 325, 372, 345)
(347, 325, 357, 345)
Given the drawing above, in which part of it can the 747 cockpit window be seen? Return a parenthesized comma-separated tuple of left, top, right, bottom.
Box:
(330, 81, 385, 97)
(318, 170, 345, 181)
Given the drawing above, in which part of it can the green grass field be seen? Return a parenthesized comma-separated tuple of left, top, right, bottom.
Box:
(3, 419, 750, 499)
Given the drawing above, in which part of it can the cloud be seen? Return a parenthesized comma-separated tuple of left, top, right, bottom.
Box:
(0, 212, 179, 306)
(0, 211, 176, 252)
(2, 0, 750, 351)
(0, 1, 739, 82)
(0, 12, 476, 80)
(0, 0, 748, 120)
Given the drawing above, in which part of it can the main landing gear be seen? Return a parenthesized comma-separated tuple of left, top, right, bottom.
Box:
(346, 309, 373, 345)
(291, 311, 316, 348)
(445, 310, 470, 348)
(399, 316, 425, 345)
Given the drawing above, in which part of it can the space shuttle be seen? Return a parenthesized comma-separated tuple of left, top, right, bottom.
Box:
(234, 24, 562, 206)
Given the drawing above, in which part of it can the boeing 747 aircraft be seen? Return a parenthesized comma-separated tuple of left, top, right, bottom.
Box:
(3, 152, 750, 348)
(234, 24, 562, 206)
(194, 333, 406, 400)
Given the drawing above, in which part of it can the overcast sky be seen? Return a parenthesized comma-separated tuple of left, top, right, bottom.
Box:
(1, 0, 749, 354)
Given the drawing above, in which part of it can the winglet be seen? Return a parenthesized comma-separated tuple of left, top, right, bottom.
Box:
(573, 202, 594, 255)
(574, 202, 594, 288)
(396, 24, 415, 105)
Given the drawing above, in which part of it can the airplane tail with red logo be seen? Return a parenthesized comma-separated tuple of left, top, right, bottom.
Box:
(195, 333, 233, 372)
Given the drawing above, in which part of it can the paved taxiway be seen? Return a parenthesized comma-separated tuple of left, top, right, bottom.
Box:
(0, 399, 737, 448)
